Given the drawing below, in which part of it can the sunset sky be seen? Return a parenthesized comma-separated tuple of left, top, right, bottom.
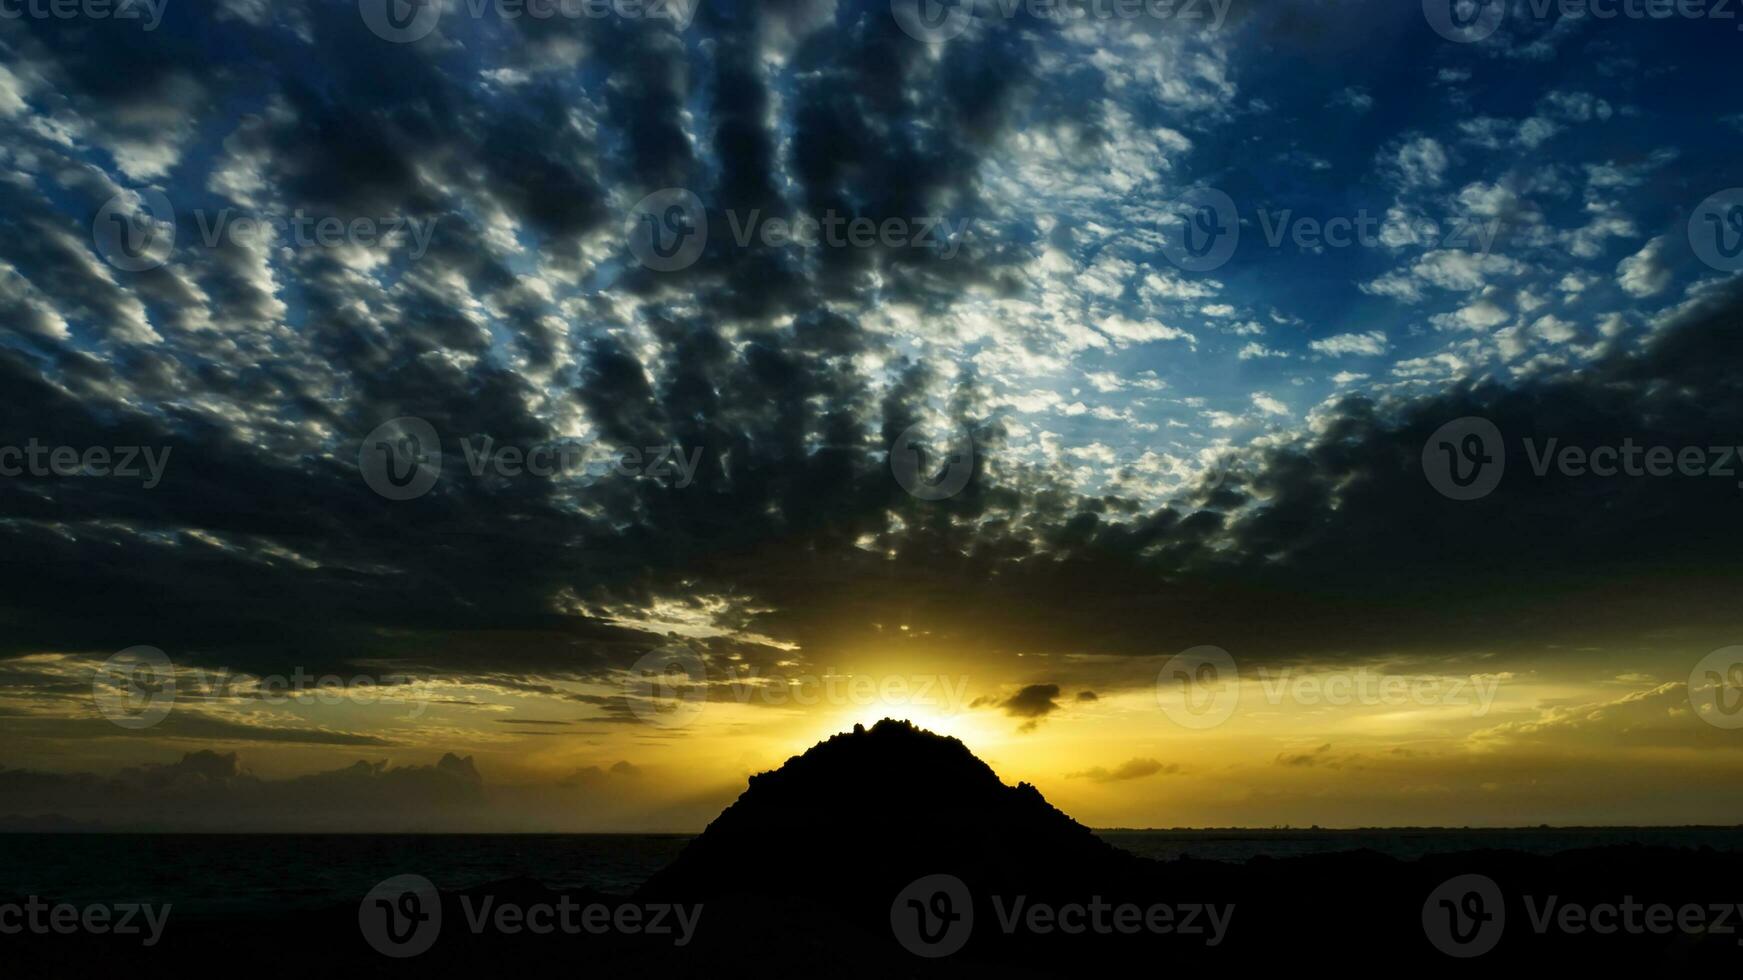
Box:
(2, 0, 1742, 831)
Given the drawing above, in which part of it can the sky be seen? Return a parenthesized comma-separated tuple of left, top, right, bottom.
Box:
(1, 0, 1742, 831)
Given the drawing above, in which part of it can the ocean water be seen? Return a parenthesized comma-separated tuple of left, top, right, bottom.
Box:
(1097, 826, 1743, 863)
(0, 833, 691, 918)
(3, 828, 1740, 916)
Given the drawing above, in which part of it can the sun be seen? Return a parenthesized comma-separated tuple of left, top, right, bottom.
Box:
(818, 701, 1002, 754)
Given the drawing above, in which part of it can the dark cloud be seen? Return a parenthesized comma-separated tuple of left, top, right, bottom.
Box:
(1067, 758, 1179, 783)
(976, 683, 1065, 732)
(0, 750, 484, 830)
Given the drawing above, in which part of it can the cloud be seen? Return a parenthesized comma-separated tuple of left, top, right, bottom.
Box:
(1617, 236, 1673, 298)
(1066, 758, 1178, 783)
(0, 750, 488, 830)
(1329, 87, 1373, 113)
(1389, 137, 1449, 189)
(1310, 331, 1388, 357)
(977, 684, 1065, 733)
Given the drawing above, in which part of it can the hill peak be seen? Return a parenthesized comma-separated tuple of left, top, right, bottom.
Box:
(640, 719, 1136, 901)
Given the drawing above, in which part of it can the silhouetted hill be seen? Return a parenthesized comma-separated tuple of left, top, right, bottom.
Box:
(5, 721, 1742, 976)
(642, 719, 1139, 902)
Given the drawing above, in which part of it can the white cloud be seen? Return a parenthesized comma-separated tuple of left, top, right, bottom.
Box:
(1251, 392, 1289, 416)
(1617, 236, 1672, 298)
(1309, 331, 1388, 357)
(1237, 342, 1288, 360)
(1391, 137, 1449, 189)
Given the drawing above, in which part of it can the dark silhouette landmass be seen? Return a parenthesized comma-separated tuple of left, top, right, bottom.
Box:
(5, 720, 1741, 976)
(643, 719, 1140, 900)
